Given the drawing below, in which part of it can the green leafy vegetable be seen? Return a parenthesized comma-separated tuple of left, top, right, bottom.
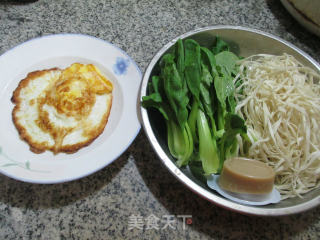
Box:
(175, 38, 185, 79)
(219, 113, 247, 172)
(200, 47, 218, 77)
(197, 109, 219, 174)
(212, 36, 230, 55)
(184, 39, 201, 103)
(160, 53, 189, 128)
(215, 51, 239, 76)
(142, 75, 169, 120)
(142, 36, 251, 179)
(214, 50, 239, 132)
(167, 119, 193, 167)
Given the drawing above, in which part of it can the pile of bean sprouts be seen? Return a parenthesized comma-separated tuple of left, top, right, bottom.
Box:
(235, 54, 320, 199)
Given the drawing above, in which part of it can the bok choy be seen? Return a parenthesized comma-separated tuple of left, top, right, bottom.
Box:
(142, 37, 250, 179)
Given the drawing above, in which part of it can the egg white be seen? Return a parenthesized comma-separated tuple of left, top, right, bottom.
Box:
(13, 66, 113, 153)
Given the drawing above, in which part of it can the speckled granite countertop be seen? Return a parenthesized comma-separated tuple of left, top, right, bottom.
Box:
(0, 0, 319, 239)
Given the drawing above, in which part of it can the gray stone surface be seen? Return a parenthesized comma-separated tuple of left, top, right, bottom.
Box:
(0, 0, 319, 239)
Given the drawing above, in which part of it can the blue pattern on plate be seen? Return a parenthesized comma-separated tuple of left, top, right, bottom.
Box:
(113, 57, 130, 75)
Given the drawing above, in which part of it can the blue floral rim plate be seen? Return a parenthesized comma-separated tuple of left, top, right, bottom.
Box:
(0, 33, 142, 183)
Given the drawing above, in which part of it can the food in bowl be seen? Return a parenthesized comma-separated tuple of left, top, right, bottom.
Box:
(12, 63, 113, 154)
(142, 37, 249, 173)
(142, 36, 320, 201)
(219, 157, 275, 194)
(235, 54, 320, 199)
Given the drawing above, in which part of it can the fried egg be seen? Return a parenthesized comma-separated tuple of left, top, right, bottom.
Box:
(12, 63, 113, 154)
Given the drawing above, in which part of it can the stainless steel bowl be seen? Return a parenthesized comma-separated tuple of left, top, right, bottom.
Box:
(140, 25, 320, 216)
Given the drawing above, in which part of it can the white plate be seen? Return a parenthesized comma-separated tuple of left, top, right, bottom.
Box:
(207, 175, 281, 206)
(0, 34, 142, 183)
(281, 0, 320, 38)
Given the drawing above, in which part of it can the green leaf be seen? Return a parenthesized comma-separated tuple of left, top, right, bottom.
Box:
(227, 95, 237, 113)
(199, 62, 214, 114)
(175, 39, 185, 80)
(214, 75, 228, 109)
(188, 100, 199, 144)
(215, 51, 239, 76)
(201, 47, 218, 77)
(199, 62, 217, 135)
(201, 62, 213, 87)
(161, 54, 189, 128)
(225, 113, 247, 132)
(214, 51, 239, 109)
(212, 36, 230, 55)
(0, 146, 2, 154)
(142, 76, 170, 120)
(184, 39, 201, 103)
(218, 113, 247, 172)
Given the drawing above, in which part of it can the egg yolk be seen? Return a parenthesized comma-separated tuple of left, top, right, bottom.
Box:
(47, 63, 113, 118)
